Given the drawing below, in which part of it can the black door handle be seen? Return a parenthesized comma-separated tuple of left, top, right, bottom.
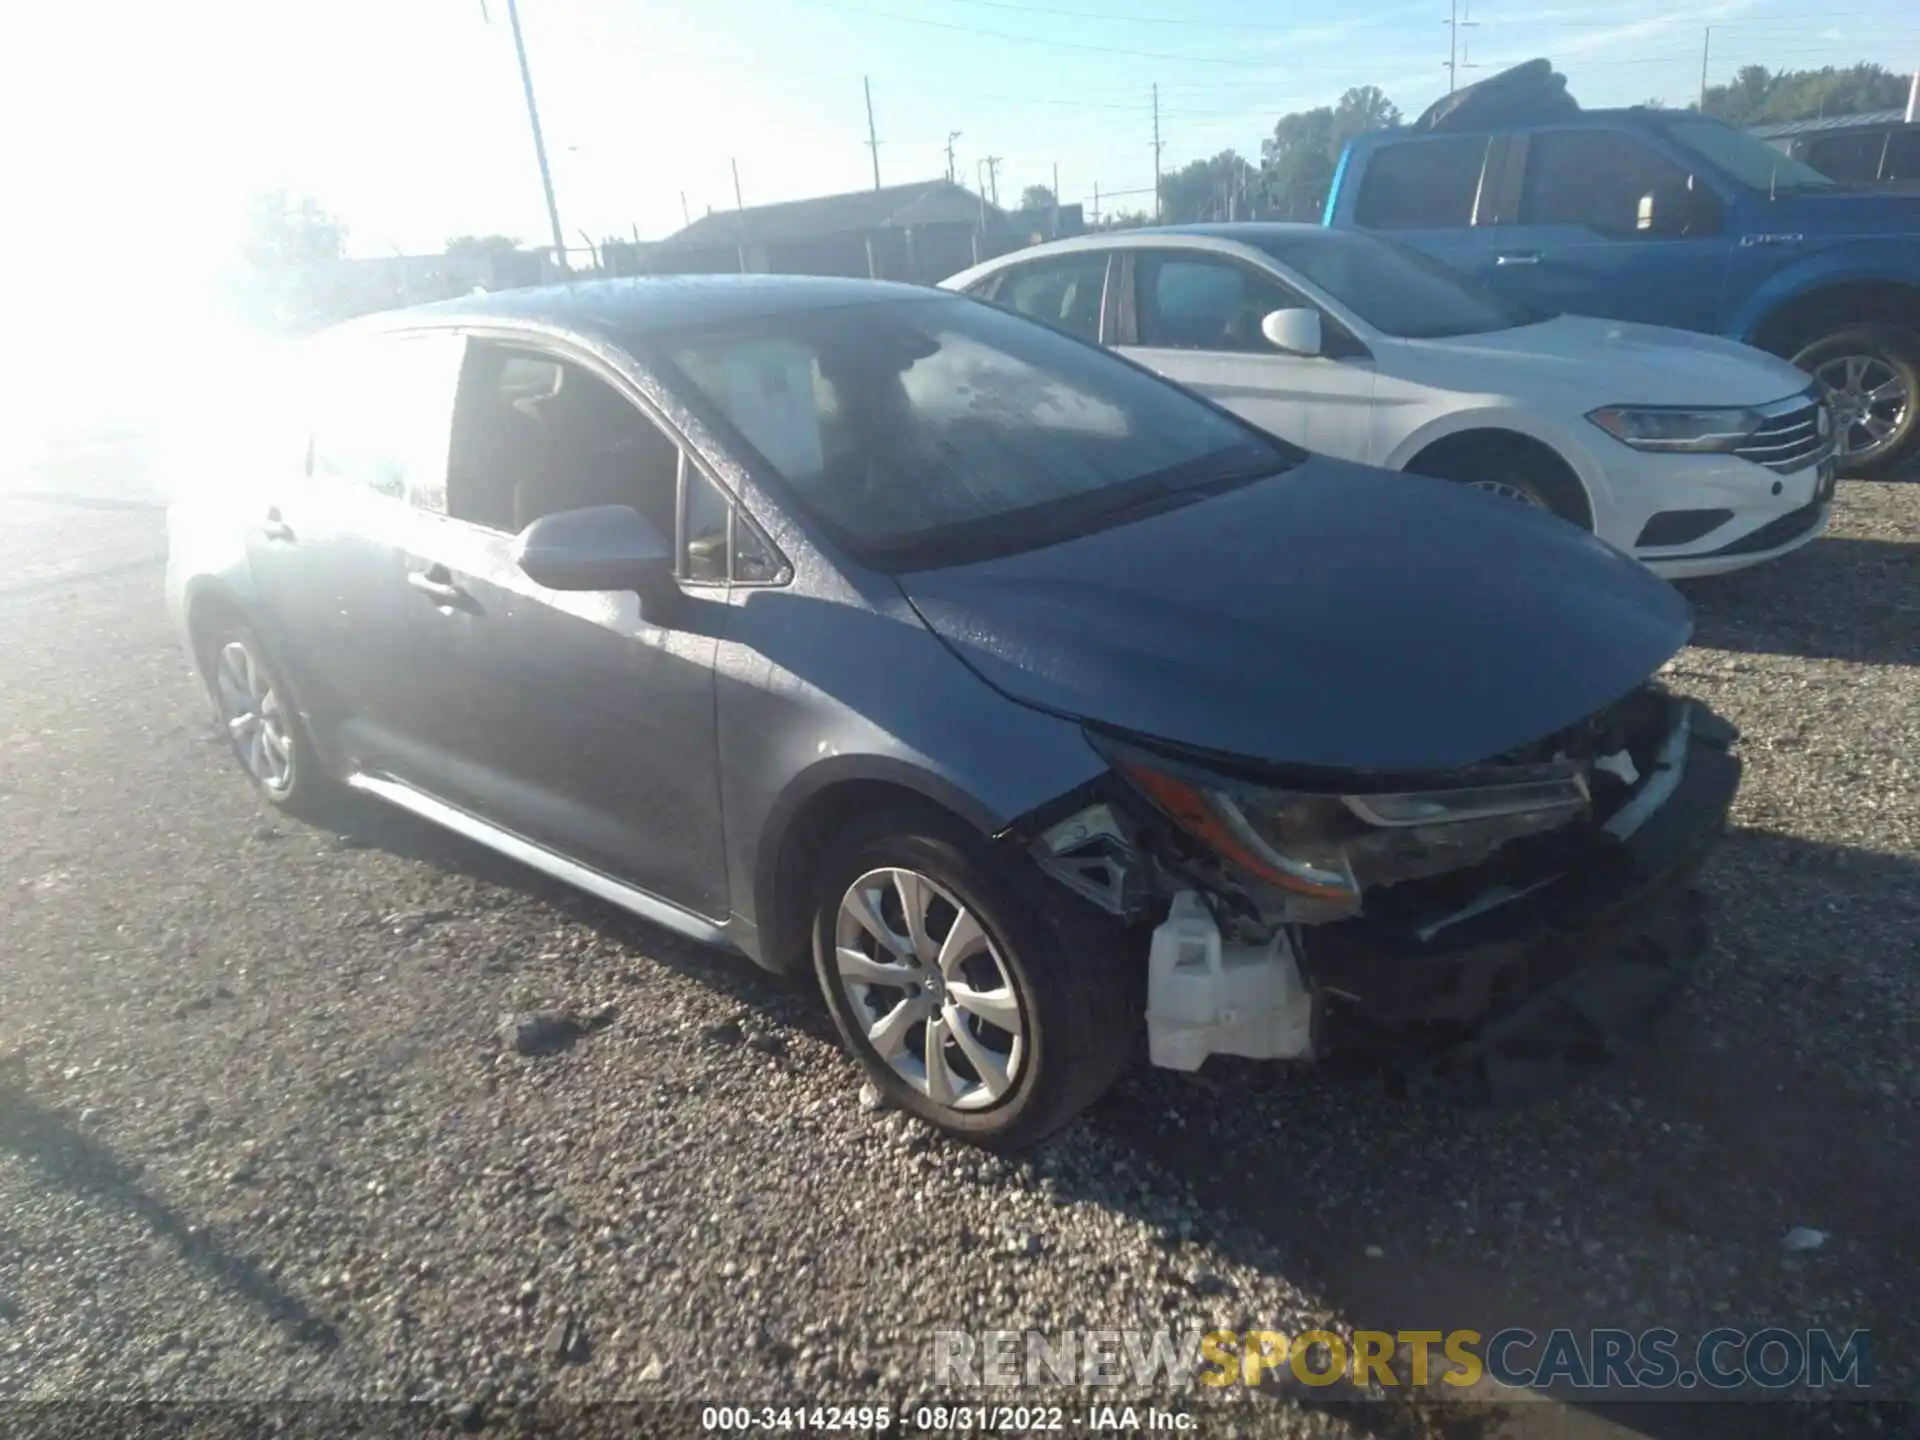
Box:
(407, 565, 470, 607)
(261, 507, 296, 543)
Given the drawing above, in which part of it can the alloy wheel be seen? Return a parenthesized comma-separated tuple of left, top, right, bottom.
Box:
(1812, 353, 1912, 463)
(213, 639, 294, 795)
(833, 867, 1026, 1112)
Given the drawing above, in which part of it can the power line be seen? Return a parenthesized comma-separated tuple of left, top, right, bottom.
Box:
(859, 0, 1411, 32)
(789, 0, 1297, 67)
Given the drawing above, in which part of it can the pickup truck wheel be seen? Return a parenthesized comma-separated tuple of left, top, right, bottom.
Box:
(1791, 324, 1919, 477)
(810, 807, 1137, 1149)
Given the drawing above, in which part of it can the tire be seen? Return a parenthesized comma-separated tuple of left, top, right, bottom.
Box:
(1790, 323, 1920, 479)
(810, 805, 1139, 1149)
(1405, 436, 1592, 527)
(197, 617, 338, 817)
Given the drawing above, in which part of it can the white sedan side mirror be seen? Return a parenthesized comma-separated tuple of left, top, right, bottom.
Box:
(1261, 308, 1323, 357)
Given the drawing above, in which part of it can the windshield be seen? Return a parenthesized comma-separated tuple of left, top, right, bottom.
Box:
(659, 295, 1299, 568)
(1664, 117, 1838, 192)
(1245, 229, 1547, 338)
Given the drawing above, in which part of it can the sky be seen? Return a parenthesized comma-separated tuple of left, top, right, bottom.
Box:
(8, 0, 1920, 288)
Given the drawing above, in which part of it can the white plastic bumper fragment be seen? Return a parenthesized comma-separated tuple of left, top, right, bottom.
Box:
(1146, 890, 1314, 1071)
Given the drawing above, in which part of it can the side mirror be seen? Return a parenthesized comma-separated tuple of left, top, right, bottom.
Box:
(1260, 308, 1323, 357)
(512, 504, 682, 620)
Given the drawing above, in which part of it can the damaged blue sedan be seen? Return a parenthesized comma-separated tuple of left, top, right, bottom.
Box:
(166, 276, 1739, 1146)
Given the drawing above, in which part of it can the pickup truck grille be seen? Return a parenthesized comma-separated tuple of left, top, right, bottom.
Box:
(1734, 397, 1830, 475)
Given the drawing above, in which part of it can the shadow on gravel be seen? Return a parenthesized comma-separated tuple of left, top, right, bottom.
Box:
(1058, 833, 1920, 1440)
(320, 795, 838, 1045)
(0, 1074, 341, 1351)
(1680, 535, 1918, 666)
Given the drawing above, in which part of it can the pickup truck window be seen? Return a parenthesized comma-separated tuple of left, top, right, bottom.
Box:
(1802, 131, 1890, 185)
(1891, 130, 1920, 182)
(1353, 135, 1489, 229)
(1664, 117, 1836, 193)
(1520, 130, 1708, 238)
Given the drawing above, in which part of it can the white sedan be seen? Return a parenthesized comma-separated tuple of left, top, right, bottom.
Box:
(943, 225, 1837, 578)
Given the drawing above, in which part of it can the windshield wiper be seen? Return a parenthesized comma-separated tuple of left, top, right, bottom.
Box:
(1093, 458, 1282, 526)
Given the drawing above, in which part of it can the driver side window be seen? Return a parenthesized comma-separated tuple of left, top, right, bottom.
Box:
(1518, 131, 1722, 239)
(445, 343, 784, 586)
(1135, 253, 1307, 354)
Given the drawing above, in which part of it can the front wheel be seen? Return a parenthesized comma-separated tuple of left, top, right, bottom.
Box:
(1404, 437, 1592, 527)
(1792, 324, 1920, 478)
(810, 808, 1137, 1148)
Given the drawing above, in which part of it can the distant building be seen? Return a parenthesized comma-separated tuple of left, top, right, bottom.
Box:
(647, 179, 1077, 285)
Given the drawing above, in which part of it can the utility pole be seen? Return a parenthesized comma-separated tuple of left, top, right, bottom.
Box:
(732, 157, 748, 274)
(1698, 28, 1712, 112)
(981, 155, 1002, 208)
(1052, 160, 1061, 236)
(1093, 181, 1101, 228)
(680, 191, 691, 227)
(945, 131, 963, 185)
(1443, 0, 1480, 94)
(1151, 83, 1164, 221)
(864, 77, 882, 191)
(490, 0, 568, 269)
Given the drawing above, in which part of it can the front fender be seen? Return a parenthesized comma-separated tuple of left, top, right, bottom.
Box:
(1726, 238, 1920, 345)
(1380, 405, 1603, 492)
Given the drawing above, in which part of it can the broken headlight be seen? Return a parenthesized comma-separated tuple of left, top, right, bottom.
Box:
(1111, 747, 1590, 918)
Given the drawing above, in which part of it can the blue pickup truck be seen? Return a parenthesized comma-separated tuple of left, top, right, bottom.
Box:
(1325, 102, 1920, 475)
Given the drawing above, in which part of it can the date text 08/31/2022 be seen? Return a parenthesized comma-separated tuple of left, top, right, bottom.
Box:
(699, 1406, 1194, 1432)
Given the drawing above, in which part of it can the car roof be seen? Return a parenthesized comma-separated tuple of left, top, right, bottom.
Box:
(1342, 107, 1700, 148)
(955, 223, 1324, 264)
(945, 224, 1350, 285)
(341, 273, 936, 344)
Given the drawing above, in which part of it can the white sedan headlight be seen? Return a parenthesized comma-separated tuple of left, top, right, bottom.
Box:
(1586, 405, 1767, 454)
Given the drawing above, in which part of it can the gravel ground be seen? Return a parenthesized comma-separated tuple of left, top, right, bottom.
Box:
(0, 466, 1914, 1440)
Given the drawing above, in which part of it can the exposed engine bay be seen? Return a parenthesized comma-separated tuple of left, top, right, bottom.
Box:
(1007, 684, 1741, 1097)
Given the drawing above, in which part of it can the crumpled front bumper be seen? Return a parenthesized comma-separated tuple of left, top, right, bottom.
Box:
(1299, 703, 1741, 1096)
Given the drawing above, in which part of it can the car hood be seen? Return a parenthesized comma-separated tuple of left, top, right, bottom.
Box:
(896, 457, 1692, 774)
(1388, 316, 1811, 407)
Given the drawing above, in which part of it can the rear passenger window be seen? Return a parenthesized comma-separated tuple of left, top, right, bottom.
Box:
(1885, 129, 1920, 181)
(1800, 133, 1883, 184)
(986, 254, 1109, 342)
(1354, 136, 1490, 229)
